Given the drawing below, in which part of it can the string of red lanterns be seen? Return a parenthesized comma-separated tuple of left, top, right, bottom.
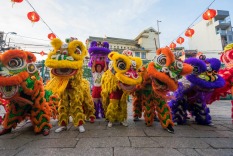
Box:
(202, 9, 217, 20)
(40, 51, 45, 56)
(169, 42, 177, 49)
(11, 0, 23, 3)
(48, 33, 56, 40)
(185, 28, 195, 38)
(167, 0, 216, 48)
(176, 37, 185, 45)
(27, 11, 40, 23)
(10, 0, 57, 42)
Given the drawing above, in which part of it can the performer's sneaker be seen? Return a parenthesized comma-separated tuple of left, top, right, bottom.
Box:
(166, 124, 174, 133)
(78, 125, 85, 133)
(133, 116, 139, 121)
(55, 126, 67, 133)
(0, 128, 12, 135)
(107, 122, 113, 128)
(42, 128, 50, 136)
(121, 120, 128, 127)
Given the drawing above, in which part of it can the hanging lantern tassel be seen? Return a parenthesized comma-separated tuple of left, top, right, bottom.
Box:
(11, 0, 23, 7)
(27, 11, 40, 26)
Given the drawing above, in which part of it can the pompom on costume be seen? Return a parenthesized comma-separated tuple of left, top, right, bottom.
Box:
(132, 48, 193, 133)
(45, 38, 95, 133)
(0, 50, 52, 136)
(88, 41, 111, 119)
(101, 51, 142, 127)
(169, 55, 225, 125)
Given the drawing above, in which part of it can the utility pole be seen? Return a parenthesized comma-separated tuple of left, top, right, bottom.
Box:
(157, 20, 162, 48)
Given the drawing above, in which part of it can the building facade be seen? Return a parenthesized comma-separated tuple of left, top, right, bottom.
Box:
(86, 27, 159, 62)
(188, 10, 233, 58)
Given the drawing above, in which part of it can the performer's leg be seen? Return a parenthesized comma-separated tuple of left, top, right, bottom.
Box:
(30, 98, 52, 135)
(191, 100, 211, 125)
(1, 103, 28, 135)
(156, 99, 174, 133)
(55, 92, 70, 133)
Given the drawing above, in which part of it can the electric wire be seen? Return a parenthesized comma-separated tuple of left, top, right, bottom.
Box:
(25, 0, 59, 38)
(167, 0, 216, 45)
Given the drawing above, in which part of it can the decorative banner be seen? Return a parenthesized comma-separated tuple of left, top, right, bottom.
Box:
(48, 33, 56, 40)
(176, 37, 185, 45)
(169, 42, 176, 49)
(185, 28, 195, 38)
(27, 11, 40, 23)
(202, 9, 217, 20)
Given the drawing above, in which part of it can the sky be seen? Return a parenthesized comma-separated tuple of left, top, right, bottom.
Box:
(0, 0, 232, 60)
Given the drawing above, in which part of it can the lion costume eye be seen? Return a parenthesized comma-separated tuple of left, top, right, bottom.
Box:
(75, 47, 82, 54)
(156, 54, 166, 66)
(175, 60, 183, 69)
(193, 66, 199, 75)
(117, 60, 126, 70)
(8, 58, 24, 68)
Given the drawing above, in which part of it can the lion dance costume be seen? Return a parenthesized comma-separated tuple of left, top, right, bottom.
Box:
(0, 50, 51, 135)
(101, 51, 142, 127)
(169, 55, 225, 125)
(88, 41, 111, 119)
(45, 38, 95, 133)
(207, 43, 233, 122)
(132, 48, 193, 133)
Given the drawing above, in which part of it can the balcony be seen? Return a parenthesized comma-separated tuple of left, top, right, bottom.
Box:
(215, 20, 231, 29)
(215, 10, 229, 20)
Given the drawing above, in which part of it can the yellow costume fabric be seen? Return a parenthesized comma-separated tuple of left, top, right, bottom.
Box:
(45, 38, 95, 127)
(101, 52, 142, 123)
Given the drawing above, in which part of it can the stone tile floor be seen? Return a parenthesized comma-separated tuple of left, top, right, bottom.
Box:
(0, 100, 232, 156)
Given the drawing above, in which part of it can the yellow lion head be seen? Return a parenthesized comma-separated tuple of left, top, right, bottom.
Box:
(108, 51, 142, 91)
(45, 38, 87, 77)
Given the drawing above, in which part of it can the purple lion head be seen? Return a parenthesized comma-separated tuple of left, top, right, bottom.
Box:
(88, 41, 111, 67)
(184, 55, 225, 89)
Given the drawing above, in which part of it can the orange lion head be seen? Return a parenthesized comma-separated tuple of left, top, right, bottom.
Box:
(0, 50, 37, 98)
(147, 48, 193, 95)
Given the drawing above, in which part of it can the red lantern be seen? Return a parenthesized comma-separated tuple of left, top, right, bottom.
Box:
(169, 42, 176, 49)
(11, 0, 23, 2)
(176, 37, 185, 45)
(48, 33, 56, 40)
(40, 51, 45, 56)
(27, 11, 40, 23)
(202, 9, 217, 20)
(185, 28, 195, 38)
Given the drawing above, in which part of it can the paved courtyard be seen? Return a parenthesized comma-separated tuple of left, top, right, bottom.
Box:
(0, 100, 233, 156)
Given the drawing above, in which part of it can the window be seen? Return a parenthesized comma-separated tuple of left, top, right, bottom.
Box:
(229, 35, 232, 41)
(141, 52, 146, 59)
(135, 52, 140, 57)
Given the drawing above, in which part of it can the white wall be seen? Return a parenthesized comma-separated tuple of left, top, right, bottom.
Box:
(189, 19, 223, 54)
(139, 31, 158, 60)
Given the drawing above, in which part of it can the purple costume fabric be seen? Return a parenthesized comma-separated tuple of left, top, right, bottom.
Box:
(89, 41, 111, 119)
(169, 56, 225, 125)
(88, 41, 111, 67)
